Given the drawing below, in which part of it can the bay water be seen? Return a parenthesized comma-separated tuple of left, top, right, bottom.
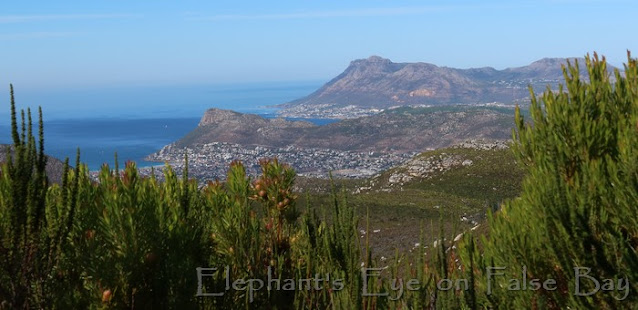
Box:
(0, 81, 327, 170)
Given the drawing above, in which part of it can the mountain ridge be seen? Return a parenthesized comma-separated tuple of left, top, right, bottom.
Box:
(171, 106, 514, 153)
(277, 56, 609, 117)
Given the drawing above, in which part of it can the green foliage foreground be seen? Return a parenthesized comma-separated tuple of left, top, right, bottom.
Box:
(1, 53, 637, 309)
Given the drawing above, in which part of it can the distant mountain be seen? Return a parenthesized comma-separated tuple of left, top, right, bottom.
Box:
(0, 144, 67, 184)
(277, 56, 610, 117)
(172, 106, 514, 153)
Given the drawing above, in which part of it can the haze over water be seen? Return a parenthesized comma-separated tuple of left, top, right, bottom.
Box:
(0, 81, 323, 170)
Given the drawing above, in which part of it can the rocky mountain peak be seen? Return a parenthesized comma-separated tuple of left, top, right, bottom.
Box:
(199, 108, 245, 126)
(365, 55, 391, 63)
(352, 55, 392, 65)
(346, 55, 397, 76)
(278, 55, 616, 115)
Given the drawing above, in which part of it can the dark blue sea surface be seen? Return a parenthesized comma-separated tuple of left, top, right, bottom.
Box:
(0, 81, 335, 170)
(0, 118, 200, 170)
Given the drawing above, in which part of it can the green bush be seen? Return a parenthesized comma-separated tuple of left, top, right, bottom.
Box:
(473, 53, 638, 309)
(0, 86, 80, 309)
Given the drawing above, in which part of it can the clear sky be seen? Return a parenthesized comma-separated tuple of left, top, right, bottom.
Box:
(1, 0, 637, 90)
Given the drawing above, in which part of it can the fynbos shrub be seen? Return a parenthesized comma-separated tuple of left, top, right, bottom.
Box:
(475, 53, 638, 309)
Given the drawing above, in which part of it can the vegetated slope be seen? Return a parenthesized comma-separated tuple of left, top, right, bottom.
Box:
(279, 56, 612, 111)
(173, 106, 514, 153)
(296, 140, 526, 256)
(0, 144, 66, 184)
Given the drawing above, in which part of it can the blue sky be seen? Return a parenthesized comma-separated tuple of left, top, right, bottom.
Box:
(1, 0, 637, 90)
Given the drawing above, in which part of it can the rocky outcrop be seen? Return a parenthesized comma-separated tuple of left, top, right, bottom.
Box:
(452, 139, 509, 150)
(176, 108, 316, 148)
(387, 153, 468, 185)
(383, 140, 510, 187)
(198, 108, 314, 129)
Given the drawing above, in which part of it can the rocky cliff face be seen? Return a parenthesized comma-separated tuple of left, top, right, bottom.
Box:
(199, 108, 315, 128)
(179, 108, 316, 148)
(279, 56, 600, 111)
(198, 108, 314, 129)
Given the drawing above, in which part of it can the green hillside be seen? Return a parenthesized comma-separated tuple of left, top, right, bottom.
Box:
(296, 141, 525, 256)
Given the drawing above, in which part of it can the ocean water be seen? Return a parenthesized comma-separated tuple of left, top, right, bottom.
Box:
(0, 81, 328, 170)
